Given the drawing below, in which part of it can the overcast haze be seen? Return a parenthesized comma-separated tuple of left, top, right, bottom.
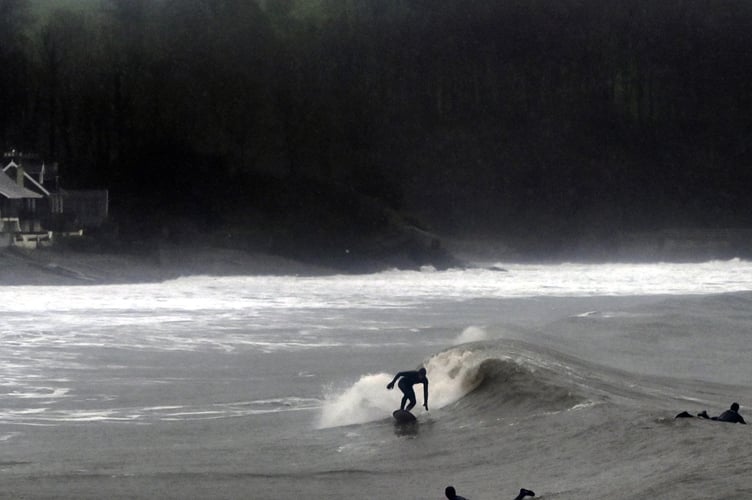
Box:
(3, 0, 752, 264)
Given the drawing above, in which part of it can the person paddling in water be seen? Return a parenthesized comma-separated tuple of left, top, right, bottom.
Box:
(387, 367, 428, 412)
(676, 402, 746, 424)
(703, 402, 746, 424)
(445, 485, 535, 500)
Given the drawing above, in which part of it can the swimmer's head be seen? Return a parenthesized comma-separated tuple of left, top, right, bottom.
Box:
(731, 402, 740, 412)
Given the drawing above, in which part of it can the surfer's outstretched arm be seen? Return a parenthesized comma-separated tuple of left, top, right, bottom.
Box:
(423, 379, 429, 410)
(386, 371, 406, 390)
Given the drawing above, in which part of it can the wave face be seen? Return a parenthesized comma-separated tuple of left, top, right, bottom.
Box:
(319, 340, 588, 428)
(448, 356, 584, 417)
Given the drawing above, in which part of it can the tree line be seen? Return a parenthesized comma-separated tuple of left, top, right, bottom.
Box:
(2, 0, 752, 253)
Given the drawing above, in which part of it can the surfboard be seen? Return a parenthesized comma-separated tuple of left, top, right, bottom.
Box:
(392, 409, 417, 423)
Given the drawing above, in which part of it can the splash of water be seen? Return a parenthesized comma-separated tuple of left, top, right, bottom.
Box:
(318, 348, 488, 428)
(452, 325, 488, 345)
(318, 373, 395, 428)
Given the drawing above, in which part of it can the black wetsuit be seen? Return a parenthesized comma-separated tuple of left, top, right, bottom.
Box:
(389, 371, 428, 411)
(447, 488, 534, 500)
(676, 409, 746, 424)
(714, 409, 746, 424)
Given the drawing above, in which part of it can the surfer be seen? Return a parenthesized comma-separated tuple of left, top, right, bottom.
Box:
(710, 402, 746, 424)
(386, 367, 428, 412)
(675, 402, 746, 424)
(444, 485, 536, 500)
(445, 486, 468, 500)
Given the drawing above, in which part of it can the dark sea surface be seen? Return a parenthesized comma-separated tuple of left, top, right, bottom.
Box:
(2, 261, 752, 499)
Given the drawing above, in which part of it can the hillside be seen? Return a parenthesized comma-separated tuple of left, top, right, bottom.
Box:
(5, 0, 752, 263)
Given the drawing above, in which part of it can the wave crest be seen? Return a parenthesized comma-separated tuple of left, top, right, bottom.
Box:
(318, 342, 586, 428)
(454, 357, 584, 416)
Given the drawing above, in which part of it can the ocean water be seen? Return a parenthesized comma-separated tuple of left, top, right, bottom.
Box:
(1, 260, 752, 499)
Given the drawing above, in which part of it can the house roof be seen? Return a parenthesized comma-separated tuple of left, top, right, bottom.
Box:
(4, 159, 45, 175)
(3, 162, 51, 196)
(3, 151, 58, 177)
(0, 170, 43, 199)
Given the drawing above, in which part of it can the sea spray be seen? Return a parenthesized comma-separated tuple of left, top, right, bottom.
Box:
(318, 347, 490, 427)
(318, 373, 394, 428)
(422, 348, 487, 407)
(452, 325, 488, 345)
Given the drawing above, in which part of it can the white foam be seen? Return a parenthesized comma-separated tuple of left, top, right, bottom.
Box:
(453, 326, 489, 345)
(7, 260, 752, 318)
(5, 387, 69, 399)
(575, 311, 600, 318)
(423, 349, 486, 408)
(318, 374, 395, 428)
(318, 349, 488, 428)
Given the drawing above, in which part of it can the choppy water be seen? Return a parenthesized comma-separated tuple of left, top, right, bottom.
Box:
(1, 260, 752, 499)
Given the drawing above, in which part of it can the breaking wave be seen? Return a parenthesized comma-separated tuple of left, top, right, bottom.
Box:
(317, 340, 588, 428)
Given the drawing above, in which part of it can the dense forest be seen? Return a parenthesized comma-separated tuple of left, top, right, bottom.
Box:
(2, 0, 752, 264)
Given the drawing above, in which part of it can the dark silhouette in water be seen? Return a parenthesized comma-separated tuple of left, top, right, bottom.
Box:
(675, 402, 746, 424)
(386, 367, 428, 411)
(444, 485, 535, 500)
(445, 486, 468, 500)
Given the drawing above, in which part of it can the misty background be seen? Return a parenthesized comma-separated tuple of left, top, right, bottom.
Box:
(2, 0, 752, 267)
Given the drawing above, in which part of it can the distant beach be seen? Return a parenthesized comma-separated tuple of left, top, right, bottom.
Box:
(0, 246, 334, 286)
